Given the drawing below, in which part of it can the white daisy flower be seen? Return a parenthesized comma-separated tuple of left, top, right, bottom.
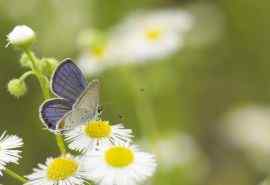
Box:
(64, 120, 133, 152)
(85, 144, 157, 185)
(0, 131, 23, 176)
(111, 9, 194, 62)
(7, 25, 36, 48)
(25, 154, 89, 185)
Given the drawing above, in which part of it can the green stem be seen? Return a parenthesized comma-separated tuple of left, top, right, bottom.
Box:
(119, 67, 159, 140)
(56, 134, 66, 154)
(25, 49, 50, 99)
(24, 49, 66, 154)
(4, 168, 27, 183)
(19, 71, 35, 81)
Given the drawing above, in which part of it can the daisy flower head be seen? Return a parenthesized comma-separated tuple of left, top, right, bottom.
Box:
(64, 119, 133, 152)
(85, 143, 157, 185)
(25, 154, 89, 185)
(0, 131, 23, 176)
(7, 25, 36, 49)
(112, 9, 194, 62)
(77, 30, 120, 75)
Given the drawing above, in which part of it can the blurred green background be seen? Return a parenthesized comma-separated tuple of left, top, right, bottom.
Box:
(1, 0, 270, 184)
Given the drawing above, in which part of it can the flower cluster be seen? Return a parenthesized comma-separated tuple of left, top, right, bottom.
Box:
(6, 25, 58, 99)
(3, 25, 157, 185)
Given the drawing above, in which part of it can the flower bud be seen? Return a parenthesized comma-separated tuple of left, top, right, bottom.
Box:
(38, 58, 58, 76)
(7, 79, 27, 98)
(7, 25, 36, 49)
(20, 53, 31, 68)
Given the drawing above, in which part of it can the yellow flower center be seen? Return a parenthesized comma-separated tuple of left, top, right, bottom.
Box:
(145, 27, 162, 42)
(84, 120, 112, 138)
(105, 146, 134, 167)
(47, 156, 78, 181)
(90, 45, 106, 60)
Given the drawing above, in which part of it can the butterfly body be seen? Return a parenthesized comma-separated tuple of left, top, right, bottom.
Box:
(39, 59, 100, 132)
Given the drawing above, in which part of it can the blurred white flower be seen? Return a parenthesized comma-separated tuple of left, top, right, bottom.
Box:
(221, 105, 270, 154)
(0, 131, 23, 176)
(25, 154, 89, 185)
(64, 120, 133, 152)
(7, 25, 36, 48)
(139, 132, 209, 175)
(77, 30, 121, 75)
(77, 9, 193, 76)
(85, 144, 156, 185)
(220, 105, 270, 171)
(153, 133, 200, 169)
(111, 9, 193, 62)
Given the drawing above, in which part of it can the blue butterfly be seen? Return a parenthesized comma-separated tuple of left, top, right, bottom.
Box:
(39, 59, 101, 132)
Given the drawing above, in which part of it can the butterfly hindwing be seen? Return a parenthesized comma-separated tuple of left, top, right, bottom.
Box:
(39, 98, 72, 130)
(57, 80, 100, 130)
(57, 108, 95, 130)
(51, 59, 87, 103)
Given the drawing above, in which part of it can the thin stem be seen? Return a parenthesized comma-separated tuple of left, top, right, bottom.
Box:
(56, 134, 66, 154)
(19, 71, 35, 81)
(25, 49, 50, 99)
(24, 49, 66, 154)
(119, 67, 159, 140)
(4, 168, 27, 183)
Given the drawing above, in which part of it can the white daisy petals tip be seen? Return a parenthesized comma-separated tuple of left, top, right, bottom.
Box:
(0, 131, 23, 176)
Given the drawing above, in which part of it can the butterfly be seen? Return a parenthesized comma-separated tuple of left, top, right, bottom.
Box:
(39, 59, 101, 132)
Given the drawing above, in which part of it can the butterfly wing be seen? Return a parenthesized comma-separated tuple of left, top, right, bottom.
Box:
(39, 98, 72, 130)
(57, 108, 93, 130)
(73, 79, 100, 111)
(51, 59, 87, 103)
(57, 80, 100, 130)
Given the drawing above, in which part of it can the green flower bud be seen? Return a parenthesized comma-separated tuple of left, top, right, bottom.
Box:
(20, 53, 31, 68)
(7, 25, 36, 49)
(38, 58, 58, 76)
(7, 79, 27, 98)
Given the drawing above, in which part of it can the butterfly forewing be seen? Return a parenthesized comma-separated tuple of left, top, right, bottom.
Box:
(51, 59, 87, 103)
